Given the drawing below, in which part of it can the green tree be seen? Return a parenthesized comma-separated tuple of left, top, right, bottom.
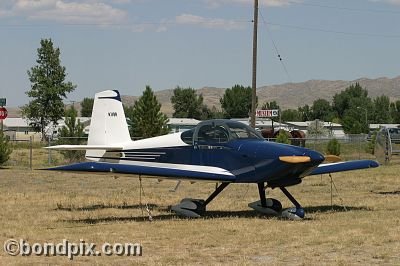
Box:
(390, 100, 400, 123)
(58, 106, 85, 162)
(171, 87, 206, 119)
(281, 109, 302, 122)
(123, 105, 134, 132)
(342, 107, 365, 134)
(220, 85, 254, 118)
(332, 83, 372, 133)
(209, 106, 224, 119)
(372, 95, 392, 123)
(0, 131, 12, 166)
(311, 99, 335, 121)
(22, 39, 76, 140)
(298, 104, 312, 121)
(261, 101, 280, 110)
(127, 86, 169, 138)
(332, 83, 370, 119)
(199, 104, 214, 120)
(80, 97, 94, 117)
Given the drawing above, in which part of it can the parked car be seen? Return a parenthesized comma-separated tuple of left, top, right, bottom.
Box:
(388, 128, 400, 144)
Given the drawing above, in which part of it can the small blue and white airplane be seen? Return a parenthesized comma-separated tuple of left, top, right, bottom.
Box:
(48, 90, 379, 220)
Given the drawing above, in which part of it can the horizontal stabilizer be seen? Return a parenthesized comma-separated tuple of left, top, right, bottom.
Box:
(310, 160, 379, 176)
(45, 145, 123, 151)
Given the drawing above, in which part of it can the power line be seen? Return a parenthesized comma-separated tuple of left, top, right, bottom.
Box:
(1, 16, 399, 39)
(259, 11, 292, 83)
(265, 21, 400, 39)
(290, 1, 400, 15)
(0, 19, 252, 28)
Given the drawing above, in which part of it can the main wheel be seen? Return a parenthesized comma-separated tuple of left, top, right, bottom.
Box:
(248, 198, 282, 215)
(265, 198, 283, 213)
(171, 198, 205, 218)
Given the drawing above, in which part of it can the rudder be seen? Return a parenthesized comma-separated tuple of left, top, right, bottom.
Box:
(86, 90, 131, 160)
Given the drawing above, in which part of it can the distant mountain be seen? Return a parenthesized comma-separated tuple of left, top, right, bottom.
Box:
(9, 76, 400, 118)
(119, 76, 400, 116)
(256, 76, 400, 109)
(6, 107, 21, 118)
(120, 87, 226, 117)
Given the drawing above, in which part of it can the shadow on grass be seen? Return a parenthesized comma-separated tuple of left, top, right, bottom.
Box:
(63, 205, 370, 225)
(304, 205, 370, 213)
(56, 203, 162, 212)
(372, 190, 400, 195)
(64, 210, 271, 224)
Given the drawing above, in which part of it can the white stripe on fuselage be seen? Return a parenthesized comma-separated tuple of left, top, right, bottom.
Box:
(124, 132, 189, 149)
(124, 152, 166, 155)
(117, 160, 234, 176)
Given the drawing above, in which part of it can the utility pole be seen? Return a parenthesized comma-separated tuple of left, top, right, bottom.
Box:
(250, 0, 258, 128)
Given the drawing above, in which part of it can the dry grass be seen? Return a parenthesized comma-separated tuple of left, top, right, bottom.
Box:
(0, 149, 399, 265)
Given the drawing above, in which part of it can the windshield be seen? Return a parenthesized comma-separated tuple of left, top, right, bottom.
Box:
(182, 120, 264, 145)
(225, 121, 263, 140)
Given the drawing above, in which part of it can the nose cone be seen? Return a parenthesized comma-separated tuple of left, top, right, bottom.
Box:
(306, 149, 325, 166)
(231, 141, 325, 184)
(251, 142, 326, 185)
(277, 147, 324, 166)
(260, 142, 325, 165)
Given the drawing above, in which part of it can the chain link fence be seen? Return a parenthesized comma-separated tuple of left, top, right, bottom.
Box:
(298, 134, 374, 161)
(4, 134, 380, 170)
(5, 137, 88, 169)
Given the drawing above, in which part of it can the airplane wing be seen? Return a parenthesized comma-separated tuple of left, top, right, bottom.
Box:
(309, 160, 379, 176)
(46, 161, 236, 182)
(45, 145, 123, 150)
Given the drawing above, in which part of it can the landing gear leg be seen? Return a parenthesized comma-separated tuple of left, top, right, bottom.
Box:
(171, 182, 229, 218)
(280, 187, 305, 220)
(258, 182, 267, 207)
(248, 183, 282, 215)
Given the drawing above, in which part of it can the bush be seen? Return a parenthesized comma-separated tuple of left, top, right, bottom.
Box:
(276, 130, 290, 144)
(326, 138, 340, 156)
(0, 131, 12, 166)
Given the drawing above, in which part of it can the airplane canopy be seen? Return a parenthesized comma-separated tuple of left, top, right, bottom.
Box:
(181, 119, 264, 145)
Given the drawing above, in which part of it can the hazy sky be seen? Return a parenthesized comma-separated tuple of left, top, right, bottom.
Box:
(1, 0, 400, 106)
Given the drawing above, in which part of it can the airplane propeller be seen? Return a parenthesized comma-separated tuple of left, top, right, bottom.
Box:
(279, 156, 311, 164)
(323, 155, 342, 163)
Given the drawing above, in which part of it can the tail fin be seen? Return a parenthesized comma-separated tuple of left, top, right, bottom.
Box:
(86, 90, 131, 160)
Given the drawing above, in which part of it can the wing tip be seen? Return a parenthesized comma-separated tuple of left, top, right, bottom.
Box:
(369, 160, 380, 168)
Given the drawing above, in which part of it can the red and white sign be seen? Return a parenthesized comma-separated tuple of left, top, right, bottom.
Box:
(256, 109, 279, 118)
(0, 107, 8, 120)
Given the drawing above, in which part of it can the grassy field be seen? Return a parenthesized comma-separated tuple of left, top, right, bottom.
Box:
(0, 148, 399, 265)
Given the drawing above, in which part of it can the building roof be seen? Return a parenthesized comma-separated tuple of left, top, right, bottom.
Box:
(231, 118, 288, 128)
(3, 118, 31, 128)
(53, 117, 91, 127)
(286, 121, 342, 127)
(370, 124, 400, 129)
(3, 117, 92, 135)
(167, 118, 201, 126)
